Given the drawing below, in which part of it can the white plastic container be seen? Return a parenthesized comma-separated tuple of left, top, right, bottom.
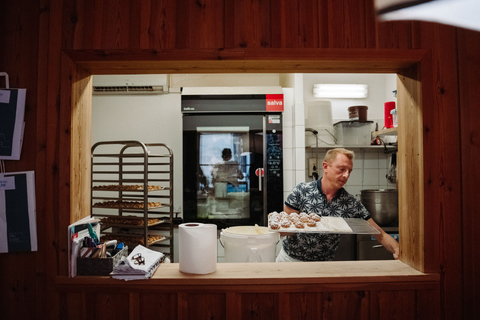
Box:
(391, 109, 398, 127)
(333, 121, 373, 146)
(220, 226, 280, 263)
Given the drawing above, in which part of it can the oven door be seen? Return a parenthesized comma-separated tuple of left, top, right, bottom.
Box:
(183, 114, 273, 229)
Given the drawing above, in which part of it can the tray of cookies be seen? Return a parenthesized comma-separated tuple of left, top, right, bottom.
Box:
(268, 211, 380, 234)
(100, 216, 164, 228)
(93, 200, 162, 209)
(93, 184, 165, 191)
(101, 233, 166, 246)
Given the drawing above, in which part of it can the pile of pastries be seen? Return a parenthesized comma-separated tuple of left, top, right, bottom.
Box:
(93, 184, 164, 191)
(268, 211, 321, 231)
(100, 216, 161, 226)
(101, 234, 165, 246)
(93, 200, 162, 209)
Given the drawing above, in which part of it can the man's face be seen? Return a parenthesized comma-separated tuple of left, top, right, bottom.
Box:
(323, 153, 353, 189)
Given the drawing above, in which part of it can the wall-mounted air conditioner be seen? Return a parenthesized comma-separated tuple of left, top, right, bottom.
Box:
(92, 74, 169, 95)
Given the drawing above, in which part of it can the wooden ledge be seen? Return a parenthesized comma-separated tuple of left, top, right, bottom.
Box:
(56, 260, 439, 291)
(64, 48, 428, 74)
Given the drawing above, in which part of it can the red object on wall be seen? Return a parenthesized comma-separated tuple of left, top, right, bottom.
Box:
(384, 101, 396, 128)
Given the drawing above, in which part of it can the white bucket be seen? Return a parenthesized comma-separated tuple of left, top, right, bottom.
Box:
(220, 226, 280, 263)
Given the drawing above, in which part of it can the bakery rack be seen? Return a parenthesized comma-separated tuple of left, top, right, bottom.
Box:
(90, 140, 174, 261)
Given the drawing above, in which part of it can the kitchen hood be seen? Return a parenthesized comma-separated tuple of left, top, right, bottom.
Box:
(92, 74, 169, 95)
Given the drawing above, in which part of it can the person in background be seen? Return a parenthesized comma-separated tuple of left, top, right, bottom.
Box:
(276, 148, 399, 262)
(212, 148, 244, 197)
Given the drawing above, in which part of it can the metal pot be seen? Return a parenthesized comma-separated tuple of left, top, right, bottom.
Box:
(360, 189, 398, 226)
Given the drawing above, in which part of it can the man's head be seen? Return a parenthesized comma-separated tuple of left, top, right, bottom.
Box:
(222, 148, 232, 161)
(322, 148, 354, 189)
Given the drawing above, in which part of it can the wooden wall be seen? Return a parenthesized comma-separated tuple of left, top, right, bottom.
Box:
(1, 0, 478, 319)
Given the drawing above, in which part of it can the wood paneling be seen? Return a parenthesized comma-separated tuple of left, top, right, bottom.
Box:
(56, 262, 440, 320)
(64, 48, 426, 74)
(69, 62, 92, 225)
(225, 0, 277, 49)
(417, 23, 464, 320)
(175, 0, 225, 49)
(139, 293, 178, 319)
(458, 28, 480, 320)
(0, 1, 42, 320)
(397, 66, 424, 271)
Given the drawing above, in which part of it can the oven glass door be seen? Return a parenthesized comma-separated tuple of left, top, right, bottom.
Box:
(183, 114, 266, 228)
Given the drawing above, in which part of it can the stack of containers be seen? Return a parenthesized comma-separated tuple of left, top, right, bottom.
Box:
(333, 105, 372, 146)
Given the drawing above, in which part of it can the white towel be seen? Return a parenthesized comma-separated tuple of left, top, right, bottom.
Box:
(111, 245, 164, 281)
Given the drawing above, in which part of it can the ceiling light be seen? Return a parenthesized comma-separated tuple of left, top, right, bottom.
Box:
(313, 84, 368, 99)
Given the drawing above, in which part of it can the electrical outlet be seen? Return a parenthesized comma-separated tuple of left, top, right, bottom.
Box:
(308, 158, 320, 177)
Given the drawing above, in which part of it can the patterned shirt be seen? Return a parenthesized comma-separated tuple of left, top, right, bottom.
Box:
(283, 179, 371, 261)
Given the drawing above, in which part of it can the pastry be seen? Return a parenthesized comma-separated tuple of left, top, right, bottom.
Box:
(306, 219, 317, 227)
(294, 221, 304, 229)
(280, 218, 292, 228)
(269, 221, 280, 230)
(288, 213, 300, 223)
(309, 213, 321, 222)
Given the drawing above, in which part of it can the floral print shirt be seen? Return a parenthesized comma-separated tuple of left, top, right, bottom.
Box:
(283, 179, 371, 261)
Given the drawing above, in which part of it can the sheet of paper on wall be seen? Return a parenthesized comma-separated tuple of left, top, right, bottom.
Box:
(0, 88, 26, 160)
(0, 171, 37, 253)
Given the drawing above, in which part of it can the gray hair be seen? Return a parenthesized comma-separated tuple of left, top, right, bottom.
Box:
(324, 148, 355, 164)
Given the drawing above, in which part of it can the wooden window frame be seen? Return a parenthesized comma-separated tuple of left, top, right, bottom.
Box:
(65, 48, 427, 272)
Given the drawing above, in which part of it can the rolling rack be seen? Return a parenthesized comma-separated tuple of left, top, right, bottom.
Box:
(90, 140, 174, 261)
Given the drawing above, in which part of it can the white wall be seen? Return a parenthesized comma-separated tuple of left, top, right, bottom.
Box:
(303, 73, 397, 125)
(91, 93, 184, 214)
(169, 73, 281, 91)
(301, 73, 398, 195)
(306, 148, 396, 197)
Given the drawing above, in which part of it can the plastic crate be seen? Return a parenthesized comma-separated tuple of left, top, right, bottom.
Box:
(333, 121, 373, 146)
(77, 246, 128, 276)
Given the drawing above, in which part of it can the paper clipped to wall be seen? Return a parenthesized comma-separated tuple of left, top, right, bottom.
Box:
(0, 171, 37, 253)
(0, 88, 26, 160)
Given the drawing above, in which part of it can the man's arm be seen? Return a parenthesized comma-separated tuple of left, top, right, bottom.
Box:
(367, 218, 400, 260)
(283, 204, 299, 214)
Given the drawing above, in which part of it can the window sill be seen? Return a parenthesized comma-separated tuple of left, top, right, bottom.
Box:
(56, 260, 439, 288)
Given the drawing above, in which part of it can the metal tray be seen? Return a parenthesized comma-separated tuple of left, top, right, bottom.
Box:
(268, 217, 380, 234)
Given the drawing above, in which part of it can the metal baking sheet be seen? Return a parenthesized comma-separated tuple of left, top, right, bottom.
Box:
(268, 217, 380, 234)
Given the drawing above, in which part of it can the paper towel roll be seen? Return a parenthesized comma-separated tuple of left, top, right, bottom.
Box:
(179, 223, 217, 274)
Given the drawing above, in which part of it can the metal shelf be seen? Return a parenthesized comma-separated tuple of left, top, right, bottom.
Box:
(372, 127, 398, 137)
(307, 145, 397, 150)
(91, 140, 174, 261)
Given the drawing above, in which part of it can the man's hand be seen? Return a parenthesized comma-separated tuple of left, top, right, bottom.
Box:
(367, 218, 400, 260)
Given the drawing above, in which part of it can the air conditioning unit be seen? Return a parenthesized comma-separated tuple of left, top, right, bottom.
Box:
(92, 74, 169, 95)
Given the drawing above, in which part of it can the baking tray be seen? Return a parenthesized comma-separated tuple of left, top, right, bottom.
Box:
(268, 217, 380, 234)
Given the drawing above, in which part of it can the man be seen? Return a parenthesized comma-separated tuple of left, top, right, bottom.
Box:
(212, 148, 244, 197)
(276, 148, 400, 262)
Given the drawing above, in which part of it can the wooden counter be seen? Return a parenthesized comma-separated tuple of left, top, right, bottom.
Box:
(56, 261, 440, 319)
